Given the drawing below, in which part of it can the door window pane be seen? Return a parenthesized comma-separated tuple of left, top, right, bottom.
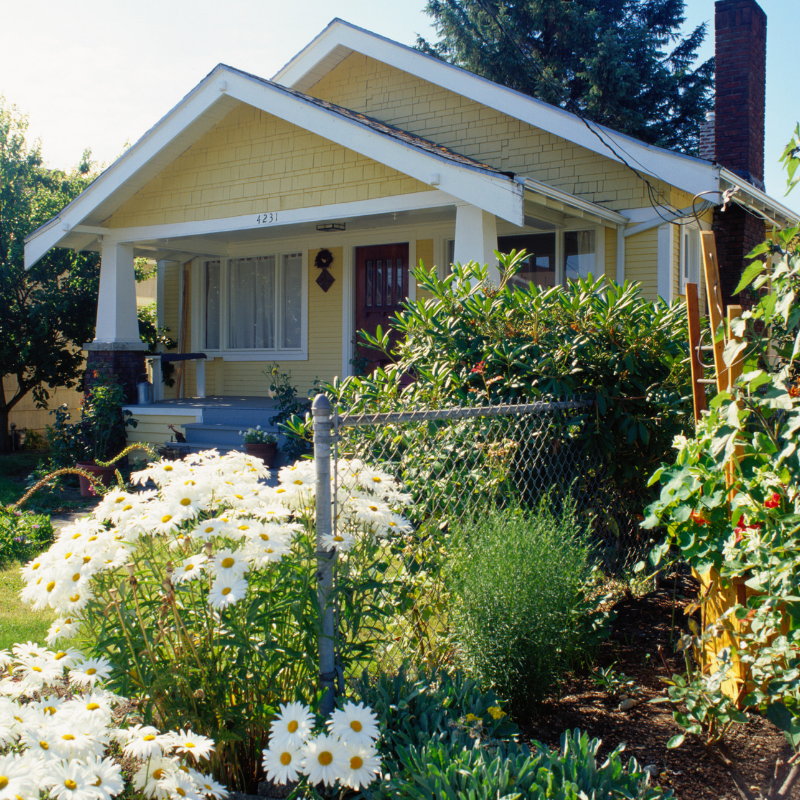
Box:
(366, 261, 373, 307)
(376, 259, 384, 307)
(564, 231, 596, 282)
(281, 253, 302, 349)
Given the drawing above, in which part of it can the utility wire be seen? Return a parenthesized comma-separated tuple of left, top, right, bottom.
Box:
(471, 0, 695, 221)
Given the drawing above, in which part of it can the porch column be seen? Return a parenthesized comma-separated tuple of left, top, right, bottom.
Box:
(453, 203, 500, 284)
(94, 242, 144, 346)
(84, 242, 147, 405)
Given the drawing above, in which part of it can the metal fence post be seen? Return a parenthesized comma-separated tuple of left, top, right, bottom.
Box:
(312, 394, 336, 715)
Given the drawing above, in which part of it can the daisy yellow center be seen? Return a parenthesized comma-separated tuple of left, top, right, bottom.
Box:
(204, 527, 214, 533)
(65, 618, 73, 624)
(334, 535, 344, 542)
(143, 735, 156, 741)
(350, 720, 362, 732)
(350, 756, 363, 770)
(221, 557, 235, 568)
(55, 652, 67, 660)
(287, 720, 298, 733)
(238, 525, 249, 531)
(65, 552, 73, 559)
(180, 498, 191, 506)
(185, 564, 194, 572)
(31, 666, 42, 673)
(70, 594, 80, 603)
(86, 703, 100, 711)
(276, 488, 286, 494)
(86, 668, 97, 675)
(115, 497, 125, 504)
(164, 465, 174, 472)
(83, 556, 91, 564)
(318, 751, 333, 766)
(122, 505, 133, 512)
(234, 494, 244, 500)
(176, 789, 186, 798)
(260, 534, 270, 541)
(40, 741, 49, 750)
(44, 706, 56, 714)
(94, 778, 102, 787)
(222, 587, 231, 596)
(161, 515, 173, 524)
(65, 780, 78, 790)
(89, 535, 98, 541)
(0, 778, 6, 791)
(185, 742, 195, 748)
(369, 505, 378, 512)
(152, 769, 166, 780)
(293, 480, 303, 485)
(32, 563, 40, 570)
(280, 752, 292, 765)
(62, 734, 75, 741)
(46, 581, 56, 592)
(72, 573, 81, 582)
(372, 476, 382, 483)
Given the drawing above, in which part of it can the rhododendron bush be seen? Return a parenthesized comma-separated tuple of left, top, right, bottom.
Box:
(19, 451, 411, 791)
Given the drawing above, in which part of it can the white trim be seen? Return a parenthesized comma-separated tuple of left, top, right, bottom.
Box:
(616, 227, 625, 284)
(274, 19, 719, 198)
(407, 239, 417, 302)
(720, 168, 800, 227)
(122, 404, 203, 420)
(657, 224, 674, 303)
(679, 224, 702, 296)
(156, 261, 166, 330)
(594, 225, 605, 281)
(623, 205, 712, 238)
(524, 179, 628, 227)
(341, 245, 355, 378)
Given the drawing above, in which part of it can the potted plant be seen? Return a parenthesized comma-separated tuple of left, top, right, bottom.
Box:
(241, 426, 279, 467)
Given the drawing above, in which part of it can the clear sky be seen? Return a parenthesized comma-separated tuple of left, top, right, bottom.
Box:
(1, 0, 797, 212)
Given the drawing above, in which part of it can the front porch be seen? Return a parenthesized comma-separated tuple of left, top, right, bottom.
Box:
(123, 395, 289, 455)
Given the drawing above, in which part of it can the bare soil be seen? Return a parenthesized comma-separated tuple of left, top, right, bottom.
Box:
(522, 573, 797, 799)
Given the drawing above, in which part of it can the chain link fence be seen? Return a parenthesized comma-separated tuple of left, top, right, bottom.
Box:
(313, 396, 657, 690)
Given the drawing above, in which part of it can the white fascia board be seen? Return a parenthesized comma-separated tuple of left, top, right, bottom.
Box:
(24, 71, 234, 270)
(523, 178, 627, 226)
(274, 19, 719, 198)
(224, 71, 523, 226)
(719, 168, 800, 227)
(99, 191, 459, 245)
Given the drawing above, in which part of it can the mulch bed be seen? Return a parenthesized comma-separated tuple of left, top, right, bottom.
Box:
(522, 573, 797, 799)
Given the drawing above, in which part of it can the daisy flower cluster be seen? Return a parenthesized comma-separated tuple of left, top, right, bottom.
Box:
(19, 450, 412, 626)
(0, 642, 227, 800)
(261, 701, 381, 790)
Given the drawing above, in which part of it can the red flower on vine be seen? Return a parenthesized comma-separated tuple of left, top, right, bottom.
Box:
(734, 517, 761, 544)
(765, 492, 781, 509)
(471, 361, 486, 375)
(690, 510, 710, 526)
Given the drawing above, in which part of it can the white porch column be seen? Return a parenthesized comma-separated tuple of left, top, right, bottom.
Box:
(93, 242, 145, 347)
(657, 223, 674, 303)
(453, 203, 500, 284)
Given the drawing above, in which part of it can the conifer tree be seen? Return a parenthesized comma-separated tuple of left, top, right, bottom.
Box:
(417, 0, 714, 154)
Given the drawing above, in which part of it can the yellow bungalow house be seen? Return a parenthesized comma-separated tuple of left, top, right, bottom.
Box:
(24, 11, 798, 454)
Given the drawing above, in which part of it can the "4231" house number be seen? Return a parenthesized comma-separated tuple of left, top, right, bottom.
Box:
(256, 212, 279, 224)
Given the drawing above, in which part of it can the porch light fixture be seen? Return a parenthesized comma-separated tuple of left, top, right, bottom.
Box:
(315, 222, 345, 232)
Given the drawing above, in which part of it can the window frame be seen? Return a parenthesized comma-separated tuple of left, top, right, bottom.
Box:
(679, 225, 702, 296)
(193, 250, 309, 362)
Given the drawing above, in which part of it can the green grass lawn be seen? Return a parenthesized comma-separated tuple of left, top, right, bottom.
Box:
(0, 559, 55, 651)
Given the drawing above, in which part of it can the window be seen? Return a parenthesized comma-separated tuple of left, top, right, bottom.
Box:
(497, 230, 596, 289)
(564, 230, 596, 282)
(201, 252, 305, 355)
(680, 227, 701, 294)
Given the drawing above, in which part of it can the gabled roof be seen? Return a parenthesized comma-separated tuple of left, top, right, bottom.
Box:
(273, 19, 722, 199)
(25, 64, 526, 269)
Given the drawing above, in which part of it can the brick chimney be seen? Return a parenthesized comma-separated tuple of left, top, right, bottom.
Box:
(712, 0, 767, 308)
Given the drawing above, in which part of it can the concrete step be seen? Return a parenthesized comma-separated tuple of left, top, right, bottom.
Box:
(181, 422, 280, 448)
(202, 406, 286, 427)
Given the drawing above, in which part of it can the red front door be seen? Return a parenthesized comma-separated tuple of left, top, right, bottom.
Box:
(355, 243, 409, 373)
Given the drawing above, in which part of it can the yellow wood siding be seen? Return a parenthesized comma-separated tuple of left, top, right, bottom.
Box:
(125, 413, 199, 448)
(603, 228, 615, 280)
(107, 104, 433, 229)
(4, 377, 83, 439)
(624, 229, 659, 301)
(309, 53, 664, 210)
(415, 238, 435, 302)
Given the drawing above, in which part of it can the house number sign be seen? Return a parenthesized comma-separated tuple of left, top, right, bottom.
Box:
(256, 212, 279, 224)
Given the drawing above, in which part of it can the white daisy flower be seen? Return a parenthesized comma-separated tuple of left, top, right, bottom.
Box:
(327, 701, 380, 747)
(208, 577, 248, 610)
(42, 756, 96, 800)
(45, 619, 81, 647)
(166, 728, 216, 761)
(319, 529, 357, 552)
(173, 553, 208, 584)
(69, 656, 112, 689)
(132, 756, 178, 799)
(161, 769, 203, 800)
(121, 724, 169, 760)
(209, 549, 248, 580)
(0, 752, 40, 800)
(262, 742, 303, 785)
(340, 742, 382, 790)
(301, 733, 348, 787)
(269, 702, 315, 750)
(191, 771, 228, 800)
(84, 756, 124, 800)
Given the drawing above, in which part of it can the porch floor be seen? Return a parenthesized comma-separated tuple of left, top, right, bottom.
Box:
(138, 395, 284, 411)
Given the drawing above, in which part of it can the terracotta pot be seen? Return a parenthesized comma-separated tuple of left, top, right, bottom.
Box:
(244, 442, 278, 467)
(76, 461, 117, 497)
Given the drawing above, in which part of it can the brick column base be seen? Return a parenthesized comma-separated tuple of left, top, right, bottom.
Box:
(84, 349, 147, 404)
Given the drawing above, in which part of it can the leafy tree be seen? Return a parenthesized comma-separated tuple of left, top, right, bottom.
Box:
(0, 99, 100, 452)
(417, 0, 714, 153)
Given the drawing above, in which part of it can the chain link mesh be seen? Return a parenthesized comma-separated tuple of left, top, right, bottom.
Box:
(329, 398, 656, 677)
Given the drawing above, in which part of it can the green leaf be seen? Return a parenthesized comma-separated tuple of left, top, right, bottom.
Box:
(666, 733, 685, 749)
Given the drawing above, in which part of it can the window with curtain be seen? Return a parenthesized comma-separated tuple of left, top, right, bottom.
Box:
(680, 227, 701, 294)
(202, 252, 304, 353)
(497, 233, 557, 288)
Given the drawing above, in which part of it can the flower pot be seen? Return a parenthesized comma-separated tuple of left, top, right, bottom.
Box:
(244, 442, 278, 467)
(76, 461, 117, 497)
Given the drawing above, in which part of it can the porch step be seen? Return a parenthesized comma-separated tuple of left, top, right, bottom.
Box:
(182, 422, 281, 449)
(202, 406, 285, 427)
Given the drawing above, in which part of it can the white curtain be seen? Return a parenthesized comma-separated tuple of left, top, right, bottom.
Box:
(204, 260, 221, 349)
(229, 256, 275, 349)
(281, 253, 302, 349)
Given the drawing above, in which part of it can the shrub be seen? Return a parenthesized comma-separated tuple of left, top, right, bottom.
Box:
(0, 506, 53, 564)
(447, 503, 594, 712)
